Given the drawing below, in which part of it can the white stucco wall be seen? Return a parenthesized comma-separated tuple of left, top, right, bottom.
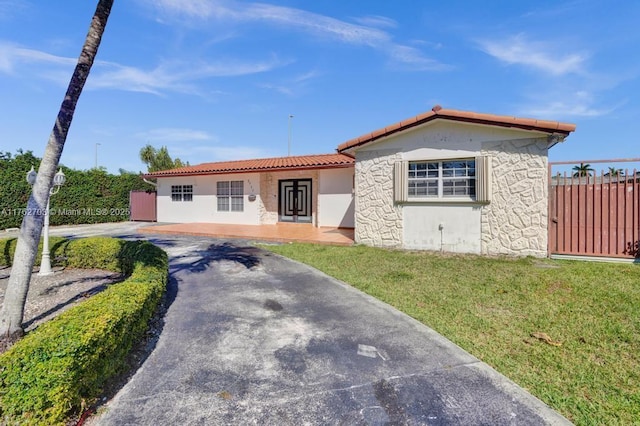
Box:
(353, 120, 553, 256)
(318, 168, 355, 228)
(156, 174, 261, 225)
(403, 204, 482, 253)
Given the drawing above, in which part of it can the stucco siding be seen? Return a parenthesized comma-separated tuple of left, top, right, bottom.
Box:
(318, 168, 354, 228)
(156, 174, 261, 225)
(403, 204, 482, 253)
(480, 138, 549, 257)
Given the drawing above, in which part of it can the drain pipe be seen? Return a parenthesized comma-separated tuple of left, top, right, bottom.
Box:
(143, 178, 157, 187)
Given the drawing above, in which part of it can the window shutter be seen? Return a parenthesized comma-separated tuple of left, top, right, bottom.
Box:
(394, 161, 408, 203)
(475, 155, 491, 203)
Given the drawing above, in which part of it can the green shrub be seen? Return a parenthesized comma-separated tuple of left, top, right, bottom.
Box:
(0, 150, 151, 230)
(0, 236, 67, 267)
(0, 237, 168, 425)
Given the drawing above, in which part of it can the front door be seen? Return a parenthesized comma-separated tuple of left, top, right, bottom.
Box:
(279, 179, 312, 223)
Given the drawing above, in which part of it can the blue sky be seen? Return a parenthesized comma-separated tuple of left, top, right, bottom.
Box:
(0, 0, 639, 175)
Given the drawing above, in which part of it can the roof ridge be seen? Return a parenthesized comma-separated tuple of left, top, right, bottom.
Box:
(337, 105, 576, 152)
(144, 152, 354, 177)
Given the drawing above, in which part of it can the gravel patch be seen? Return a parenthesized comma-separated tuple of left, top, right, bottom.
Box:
(0, 266, 122, 353)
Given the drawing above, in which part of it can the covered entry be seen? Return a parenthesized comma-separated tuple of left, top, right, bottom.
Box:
(279, 179, 312, 223)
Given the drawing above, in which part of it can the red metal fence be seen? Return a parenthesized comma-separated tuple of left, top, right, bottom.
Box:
(549, 163, 640, 259)
(129, 190, 157, 222)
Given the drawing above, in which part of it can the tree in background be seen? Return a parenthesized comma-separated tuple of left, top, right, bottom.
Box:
(0, 0, 115, 339)
(572, 162, 594, 178)
(139, 144, 187, 172)
(606, 166, 623, 177)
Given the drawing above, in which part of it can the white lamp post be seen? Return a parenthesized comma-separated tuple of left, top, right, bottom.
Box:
(287, 114, 294, 156)
(26, 166, 66, 276)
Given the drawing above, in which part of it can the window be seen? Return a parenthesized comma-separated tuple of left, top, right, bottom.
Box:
(408, 160, 476, 198)
(171, 185, 193, 202)
(395, 156, 490, 203)
(217, 181, 244, 212)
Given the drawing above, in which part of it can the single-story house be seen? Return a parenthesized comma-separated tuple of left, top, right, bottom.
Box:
(144, 105, 576, 257)
(145, 154, 356, 228)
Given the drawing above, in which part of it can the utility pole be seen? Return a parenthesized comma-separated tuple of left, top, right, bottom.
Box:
(288, 114, 294, 156)
(95, 142, 101, 169)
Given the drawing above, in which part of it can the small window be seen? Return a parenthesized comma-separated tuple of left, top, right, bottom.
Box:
(217, 181, 244, 212)
(408, 159, 476, 199)
(171, 185, 193, 202)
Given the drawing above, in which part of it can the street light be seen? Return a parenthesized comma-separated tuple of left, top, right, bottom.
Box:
(95, 143, 101, 169)
(26, 166, 66, 276)
(288, 114, 294, 156)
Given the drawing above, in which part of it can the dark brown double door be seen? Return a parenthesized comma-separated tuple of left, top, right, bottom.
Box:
(279, 179, 312, 223)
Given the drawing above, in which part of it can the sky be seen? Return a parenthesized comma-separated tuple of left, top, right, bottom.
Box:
(0, 0, 639, 175)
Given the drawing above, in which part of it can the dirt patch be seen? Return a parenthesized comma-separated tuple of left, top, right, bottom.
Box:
(0, 266, 123, 354)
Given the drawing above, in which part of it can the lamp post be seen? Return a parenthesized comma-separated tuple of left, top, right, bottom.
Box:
(288, 114, 294, 156)
(95, 143, 101, 169)
(26, 166, 66, 276)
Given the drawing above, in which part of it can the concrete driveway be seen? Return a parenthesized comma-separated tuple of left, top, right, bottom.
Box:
(4, 223, 570, 424)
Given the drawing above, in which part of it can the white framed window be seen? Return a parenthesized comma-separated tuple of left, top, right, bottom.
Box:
(409, 159, 476, 199)
(171, 185, 193, 202)
(395, 156, 490, 203)
(217, 181, 244, 212)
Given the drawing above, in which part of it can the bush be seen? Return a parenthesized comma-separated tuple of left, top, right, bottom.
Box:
(0, 150, 152, 230)
(0, 236, 67, 267)
(0, 237, 168, 425)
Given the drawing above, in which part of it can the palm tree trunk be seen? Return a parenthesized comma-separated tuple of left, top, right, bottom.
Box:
(0, 0, 115, 338)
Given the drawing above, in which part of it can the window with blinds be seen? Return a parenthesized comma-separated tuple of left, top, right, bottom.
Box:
(394, 156, 490, 203)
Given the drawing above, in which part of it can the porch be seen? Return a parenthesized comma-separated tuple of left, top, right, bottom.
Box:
(139, 222, 355, 246)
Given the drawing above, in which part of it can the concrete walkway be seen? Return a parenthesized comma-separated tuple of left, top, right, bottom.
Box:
(93, 234, 570, 425)
(140, 222, 355, 246)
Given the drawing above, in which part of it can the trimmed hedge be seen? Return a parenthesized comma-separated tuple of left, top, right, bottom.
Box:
(0, 237, 168, 425)
(0, 150, 152, 230)
(0, 236, 68, 267)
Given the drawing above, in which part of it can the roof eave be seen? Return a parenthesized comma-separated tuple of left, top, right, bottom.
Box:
(143, 162, 354, 179)
(338, 112, 576, 153)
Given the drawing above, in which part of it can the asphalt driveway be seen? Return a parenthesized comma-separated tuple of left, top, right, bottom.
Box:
(86, 229, 569, 425)
(4, 223, 569, 424)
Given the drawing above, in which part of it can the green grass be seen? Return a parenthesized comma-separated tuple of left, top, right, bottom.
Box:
(263, 243, 640, 425)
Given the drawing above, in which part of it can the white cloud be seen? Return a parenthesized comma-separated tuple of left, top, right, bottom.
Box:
(170, 144, 271, 163)
(136, 128, 214, 143)
(352, 15, 398, 29)
(141, 0, 447, 71)
(478, 34, 588, 76)
(0, 42, 75, 74)
(519, 91, 620, 118)
(0, 0, 28, 21)
(259, 69, 322, 96)
(89, 57, 286, 95)
(0, 41, 286, 95)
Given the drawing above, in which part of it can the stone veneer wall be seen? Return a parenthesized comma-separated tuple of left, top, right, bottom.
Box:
(354, 150, 403, 246)
(259, 170, 319, 225)
(480, 138, 549, 257)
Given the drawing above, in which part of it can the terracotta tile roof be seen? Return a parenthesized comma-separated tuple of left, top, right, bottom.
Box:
(144, 153, 354, 177)
(337, 105, 577, 152)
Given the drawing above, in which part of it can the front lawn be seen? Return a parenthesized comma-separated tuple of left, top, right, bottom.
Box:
(263, 244, 640, 425)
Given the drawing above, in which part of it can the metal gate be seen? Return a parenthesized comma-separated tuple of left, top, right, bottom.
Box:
(549, 159, 640, 258)
(129, 190, 157, 222)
